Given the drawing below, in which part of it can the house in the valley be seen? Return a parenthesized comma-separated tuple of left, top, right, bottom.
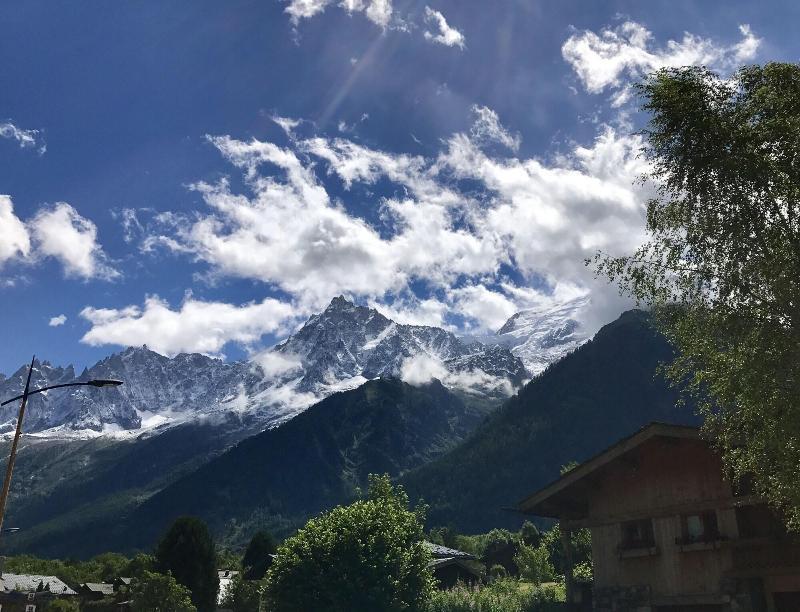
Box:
(517, 422, 800, 612)
(80, 581, 116, 600)
(423, 542, 481, 589)
(217, 569, 240, 605)
(0, 573, 78, 611)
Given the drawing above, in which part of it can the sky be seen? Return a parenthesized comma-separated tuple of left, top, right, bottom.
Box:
(0, 0, 797, 374)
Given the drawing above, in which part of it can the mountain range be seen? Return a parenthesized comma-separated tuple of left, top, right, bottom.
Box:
(0, 295, 579, 437)
(0, 308, 698, 557)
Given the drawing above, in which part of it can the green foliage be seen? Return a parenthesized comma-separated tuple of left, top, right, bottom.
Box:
(572, 561, 593, 584)
(44, 599, 81, 612)
(127, 553, 155, 578)
(540, 525, 591, 576)
(520, 522, 542, 547)
(426, 579, 565, 612)
(220, 574, 263, 612)
(242, 530, 276, 580)
(402, 311, 694, 532)
(216, 548, 241, 572)
(4, 552, 136, 586)
(514, 544, 555, 585)
(264, 474, 435, 612)
(428, 526, 459, 549)
(489, 564, 507, 579)
(593, 62, 800, 528)
(155, 517, 218, 612)
(130, 570, 196, 612)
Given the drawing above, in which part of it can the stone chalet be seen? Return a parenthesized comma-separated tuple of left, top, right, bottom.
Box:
(518, 422, 800, 612)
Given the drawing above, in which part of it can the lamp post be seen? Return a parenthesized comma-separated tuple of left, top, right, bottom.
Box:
(0, 355, 123, 536)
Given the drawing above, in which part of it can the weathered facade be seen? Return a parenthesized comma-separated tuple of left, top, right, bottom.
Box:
(518, 423, 800, 612)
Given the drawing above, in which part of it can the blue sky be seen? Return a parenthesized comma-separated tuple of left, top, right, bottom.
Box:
(0, 0, 796, 374)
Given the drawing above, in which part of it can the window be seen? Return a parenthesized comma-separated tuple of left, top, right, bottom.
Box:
(25, 605, 36, 612)
(620, 518, 655, 549)
(678, 510, 719, 544)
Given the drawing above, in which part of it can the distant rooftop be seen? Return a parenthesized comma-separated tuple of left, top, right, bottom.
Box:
(1, 574, 77, 595)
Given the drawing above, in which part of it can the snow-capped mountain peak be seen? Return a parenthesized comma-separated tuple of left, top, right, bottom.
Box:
(495, 295, 590, 375)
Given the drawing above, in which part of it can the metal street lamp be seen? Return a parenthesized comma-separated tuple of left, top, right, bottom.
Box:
(0, 356, 124, 537)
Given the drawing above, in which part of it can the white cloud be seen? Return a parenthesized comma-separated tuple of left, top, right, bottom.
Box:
(30, 203, 119, 280)
(285, 0, 392, 28)
(469, 105, 520, 152)
(0, 195, 31, 266)
(49, 314, 67, 327)
(0, 121, 45, 154)
(400, 353, 448, 385)
(562, 21, 760, 102)
(139, 104, 652, 338)
(423, 7, 465, 49)
(400, 352, 513, 396)
(80, 295, 297, 357)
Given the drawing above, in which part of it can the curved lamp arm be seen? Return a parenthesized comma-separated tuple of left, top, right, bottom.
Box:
(0, 379, 124, 407)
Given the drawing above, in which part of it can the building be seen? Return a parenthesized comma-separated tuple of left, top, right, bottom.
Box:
(217, 569, 240, 605)
(80, 581, 116, 600)
(517, 422, 800, 612)
(0, 573, 78, 611)
(423, 542, 481, 589)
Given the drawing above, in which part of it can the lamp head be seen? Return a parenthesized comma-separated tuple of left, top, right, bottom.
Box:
(86, 379, 124, 388)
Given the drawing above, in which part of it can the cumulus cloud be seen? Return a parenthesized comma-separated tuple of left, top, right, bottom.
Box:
(80, 295, 297, 357)
(30, 203, 119, 280)
(0, 121, 45, 154)
(285, 0, 392, 28)
(423, 7, 465, 49)
(49, 314, 67, 327)
(563, 21, 760, 104)
(135, 109, 648, 336)
(0, 195, 31, 266)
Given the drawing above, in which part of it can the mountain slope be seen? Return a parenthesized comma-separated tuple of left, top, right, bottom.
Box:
(401, 310, 700, 533)
(116, 378, 482, 552)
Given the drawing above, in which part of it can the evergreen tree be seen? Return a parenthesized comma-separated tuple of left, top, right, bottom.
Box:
(242, 531, 276, 580)
(154, 517, 218, 612)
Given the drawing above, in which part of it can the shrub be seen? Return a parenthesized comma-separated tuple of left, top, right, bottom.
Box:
(130, 570, 196, 612)
(514, 543, 555, 585)
(264, 474, 434, 612)
(427, 579, 565, 612)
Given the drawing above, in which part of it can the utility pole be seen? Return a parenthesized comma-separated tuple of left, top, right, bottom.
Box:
(0, 355, 35, 537)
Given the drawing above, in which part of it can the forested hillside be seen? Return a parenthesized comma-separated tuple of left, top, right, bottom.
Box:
(119, 378, 483, 552)
(401, 310, 700, 532)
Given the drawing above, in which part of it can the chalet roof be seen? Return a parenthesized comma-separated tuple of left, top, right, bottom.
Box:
(0, 574, 77, 596)
(82, 582, 115, 595)
(428, 557, 481, 575)
(423, 541, 477, 561)
(115, 577, 132, 586)
(517, 422, 700, 519)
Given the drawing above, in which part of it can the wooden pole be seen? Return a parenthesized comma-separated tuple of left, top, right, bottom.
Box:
(560, 523, 575, 603)
(0, 356, 35, 539)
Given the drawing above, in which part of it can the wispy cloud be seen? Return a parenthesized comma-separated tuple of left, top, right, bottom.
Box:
(563, 21, 760, 105)
(0, 121, 46, 154)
